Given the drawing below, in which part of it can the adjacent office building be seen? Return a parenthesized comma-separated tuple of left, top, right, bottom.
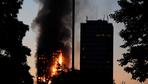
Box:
(80, 20, 113, 83)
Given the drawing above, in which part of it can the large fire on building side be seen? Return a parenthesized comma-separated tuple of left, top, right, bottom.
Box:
(50, 50, 68, 77)
(33, 0, 72, 84)
(37, 50, 69, 84)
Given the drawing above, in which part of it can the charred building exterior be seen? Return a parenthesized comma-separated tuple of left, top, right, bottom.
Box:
(80, 20, 113, 83)
(37, 50, 63, 84)
(37, 53, 51, 84)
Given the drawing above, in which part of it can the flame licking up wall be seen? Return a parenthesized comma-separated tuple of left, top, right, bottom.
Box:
(50, 50, 66, 77)
(37, 50, 66, 83)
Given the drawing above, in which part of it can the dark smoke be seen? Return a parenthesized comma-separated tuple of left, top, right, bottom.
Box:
(33, 0, 72, 65)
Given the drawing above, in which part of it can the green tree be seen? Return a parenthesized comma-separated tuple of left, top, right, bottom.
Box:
(110, 0, 148, 82)
(0, 0, 33, 84)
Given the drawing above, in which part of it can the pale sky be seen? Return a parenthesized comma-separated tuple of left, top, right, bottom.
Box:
(18, 0, 148, 84)
(18, 0, 39, 83)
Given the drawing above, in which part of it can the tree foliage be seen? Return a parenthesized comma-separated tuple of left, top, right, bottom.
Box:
(110, 0, 148, 82)
(0, 0, 33, 84)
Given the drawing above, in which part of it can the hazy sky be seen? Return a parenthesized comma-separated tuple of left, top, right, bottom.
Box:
(18, 0, 39, 83)
(18, 0, 148, 84)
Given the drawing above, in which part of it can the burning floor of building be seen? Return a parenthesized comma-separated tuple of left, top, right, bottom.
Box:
(37, 50, 69, 84)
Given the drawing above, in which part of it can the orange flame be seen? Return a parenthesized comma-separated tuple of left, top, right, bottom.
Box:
(58, 52, 63, 65)
(51, 50, 64, 76)
(51, 66, 57, 76)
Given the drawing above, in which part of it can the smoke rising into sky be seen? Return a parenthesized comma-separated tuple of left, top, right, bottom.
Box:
(20, 0, 148, 84)
(33, 0, 72, 66)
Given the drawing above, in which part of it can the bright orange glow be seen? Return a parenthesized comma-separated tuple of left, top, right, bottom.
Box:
(42, 77, 46, 82)
(51, 50, 64, 76)
(51, 66, 57, 76)
(58, 53, 63, 65)
(48, 80, 52, 84)
(38, 76, 46, 82)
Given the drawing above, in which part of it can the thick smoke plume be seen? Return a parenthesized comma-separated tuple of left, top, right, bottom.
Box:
(34, 0, 72, 66)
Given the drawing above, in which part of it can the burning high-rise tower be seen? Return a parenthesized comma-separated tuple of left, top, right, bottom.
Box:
(33, 0, 73, 84)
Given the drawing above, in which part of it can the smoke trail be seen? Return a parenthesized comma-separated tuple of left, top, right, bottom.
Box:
(75, 0, 89, 21)
(33, 0, 72, 66)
